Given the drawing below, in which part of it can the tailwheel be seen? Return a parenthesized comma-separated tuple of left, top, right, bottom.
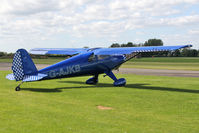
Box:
(15, 82, 23, 91)
(15, 86, 21, 91)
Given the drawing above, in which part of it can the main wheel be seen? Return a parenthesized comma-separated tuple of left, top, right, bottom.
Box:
(15, 86, 20, 91)
(86, 77, 98, 85)
(114, 78, 126, 86)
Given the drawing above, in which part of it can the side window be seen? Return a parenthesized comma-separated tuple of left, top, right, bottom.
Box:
(97, 55, 110, 60)
(88, 53, 96, 62)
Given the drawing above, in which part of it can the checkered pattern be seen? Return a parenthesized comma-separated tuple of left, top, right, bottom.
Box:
(12, 51, 24, 81)
(133, 49, 169, 52)
(6, 74, 15, 80)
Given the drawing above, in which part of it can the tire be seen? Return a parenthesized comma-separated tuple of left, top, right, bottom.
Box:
(15, 86, 20, 91)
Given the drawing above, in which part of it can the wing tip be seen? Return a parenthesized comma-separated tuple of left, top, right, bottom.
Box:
(6, 74, 15, 80)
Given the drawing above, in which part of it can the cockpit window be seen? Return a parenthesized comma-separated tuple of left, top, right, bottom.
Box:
(97, 55, 110, 60)
(88, 54, 110, 62)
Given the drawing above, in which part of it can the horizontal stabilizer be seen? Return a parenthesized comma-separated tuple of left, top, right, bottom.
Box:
(6, 74, 15, 80)
(6, 73, 47, 82)
(23, 73, 47, 82)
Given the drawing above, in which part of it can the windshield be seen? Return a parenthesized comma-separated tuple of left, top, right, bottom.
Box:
(88, 53, 96, 62)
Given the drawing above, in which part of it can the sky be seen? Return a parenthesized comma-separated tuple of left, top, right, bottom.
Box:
(0, 0, 199, 53)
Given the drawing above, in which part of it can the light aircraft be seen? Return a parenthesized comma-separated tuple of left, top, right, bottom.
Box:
(6, 45, 192, 91)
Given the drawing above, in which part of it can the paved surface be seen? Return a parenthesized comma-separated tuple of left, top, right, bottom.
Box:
(1, 63, 199, 77)
(0, 63, 49, 71)
(114, 68, 199, 77)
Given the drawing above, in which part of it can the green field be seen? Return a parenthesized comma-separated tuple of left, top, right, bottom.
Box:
(1, 71, 199, 133)
(1, 57, 199, 71)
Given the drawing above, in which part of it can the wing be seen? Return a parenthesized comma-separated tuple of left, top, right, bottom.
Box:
(30, 45, 192, 56)
(30, 48, 89, 55)
(93, 45, 192, 55)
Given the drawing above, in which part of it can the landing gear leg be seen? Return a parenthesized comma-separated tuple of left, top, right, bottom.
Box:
(104, 71, 126, 86)
(15, 82, 23, 91)
(86, 74, 99, 85)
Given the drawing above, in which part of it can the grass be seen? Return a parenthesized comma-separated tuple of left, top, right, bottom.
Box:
(1, 71, 199, 133)
(1, 57, 199, 71)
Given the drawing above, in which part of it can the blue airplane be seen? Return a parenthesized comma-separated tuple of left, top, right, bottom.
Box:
(6, 45, 192, 91)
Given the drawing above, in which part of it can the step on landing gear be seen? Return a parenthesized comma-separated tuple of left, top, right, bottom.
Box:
(15, 82, 23, 91)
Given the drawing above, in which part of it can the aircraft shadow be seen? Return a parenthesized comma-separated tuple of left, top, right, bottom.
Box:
(22, 82, 112, 93)
(22, 88, 62, 93)
(21, 80, 199, 94)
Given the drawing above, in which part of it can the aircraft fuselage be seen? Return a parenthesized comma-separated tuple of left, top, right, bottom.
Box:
(38, 52, 125, 80)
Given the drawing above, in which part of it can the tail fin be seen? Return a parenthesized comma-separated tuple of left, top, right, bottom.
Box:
(6, 49, 47, 82)
(12, 49, 38, 81)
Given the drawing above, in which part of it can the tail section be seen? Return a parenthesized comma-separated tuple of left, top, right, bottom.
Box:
(6, 49, 47, 82)
(12, 49, 37, 81)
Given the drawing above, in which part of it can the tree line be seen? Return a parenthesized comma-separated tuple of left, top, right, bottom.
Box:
(0, 52, 68, 59)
